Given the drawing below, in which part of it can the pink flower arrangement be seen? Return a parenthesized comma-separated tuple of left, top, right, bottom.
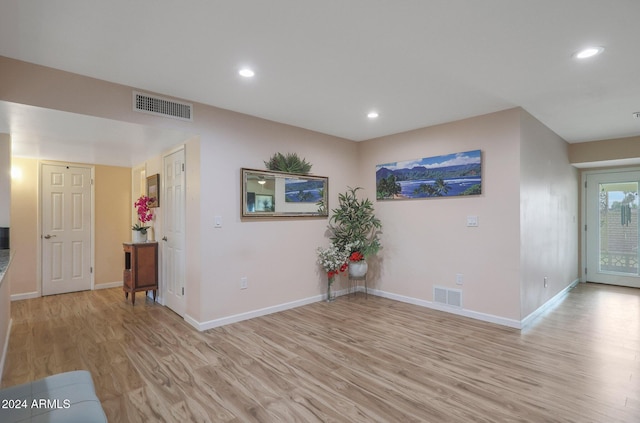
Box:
(132, 195, 154, 233)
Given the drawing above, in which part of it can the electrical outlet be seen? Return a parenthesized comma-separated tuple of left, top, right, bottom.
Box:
(544, 276, 548, 288)
(240, 277, 248, 289)
(455, 273, 463, 285)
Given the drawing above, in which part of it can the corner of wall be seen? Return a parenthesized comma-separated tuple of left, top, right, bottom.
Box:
(518, 110, 579, 318)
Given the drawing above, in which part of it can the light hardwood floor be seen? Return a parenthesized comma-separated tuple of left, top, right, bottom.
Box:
(2, 283, 639, 422)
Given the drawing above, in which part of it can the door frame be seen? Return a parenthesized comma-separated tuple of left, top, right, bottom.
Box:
(39, 161, 95, 296)
(581, 166, 640, 285)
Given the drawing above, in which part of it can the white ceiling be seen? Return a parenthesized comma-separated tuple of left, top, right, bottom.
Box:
(1, 0, 639, 166)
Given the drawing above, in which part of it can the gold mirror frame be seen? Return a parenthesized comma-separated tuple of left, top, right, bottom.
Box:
(241, 168, 328, 218)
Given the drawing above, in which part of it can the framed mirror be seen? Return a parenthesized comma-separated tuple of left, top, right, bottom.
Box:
(242, 168, 328, 217)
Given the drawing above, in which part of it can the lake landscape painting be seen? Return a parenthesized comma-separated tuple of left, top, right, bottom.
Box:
(285, 178, 324, 203)
(376, 150, 482, 200)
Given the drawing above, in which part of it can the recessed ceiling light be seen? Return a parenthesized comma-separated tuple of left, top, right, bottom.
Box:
(239, 68, 255, 78)
(367, 111, 379, 119)
(574, 46, 604, 59)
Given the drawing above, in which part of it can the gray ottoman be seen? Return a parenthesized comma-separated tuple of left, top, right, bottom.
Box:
(0, 370, 107, 422)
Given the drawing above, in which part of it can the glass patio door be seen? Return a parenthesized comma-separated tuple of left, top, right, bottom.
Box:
(585, 170, 640, 288)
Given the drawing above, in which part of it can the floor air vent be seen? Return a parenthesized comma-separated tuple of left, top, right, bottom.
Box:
(133, 91, 193, 121)
(434, 286, 462, 308)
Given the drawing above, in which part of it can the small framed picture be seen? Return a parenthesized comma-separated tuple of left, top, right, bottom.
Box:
(255, 194, 274, 212)
(146, 174, 160, 208)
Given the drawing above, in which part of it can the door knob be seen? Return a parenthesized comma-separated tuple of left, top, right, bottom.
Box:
(43, 234, 57, 239)
(162, 236, 168, 241)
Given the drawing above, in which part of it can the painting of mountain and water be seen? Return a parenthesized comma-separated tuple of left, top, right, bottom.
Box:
(285, 178, 324, 203)
(376, 150, 482, 200)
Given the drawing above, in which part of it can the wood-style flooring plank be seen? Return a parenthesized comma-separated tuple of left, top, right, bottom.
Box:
(2, 283, 639, 422)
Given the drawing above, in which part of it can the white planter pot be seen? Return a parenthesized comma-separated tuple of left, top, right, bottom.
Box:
(132, 230, 147, 243)
(349, 261, 368, 278)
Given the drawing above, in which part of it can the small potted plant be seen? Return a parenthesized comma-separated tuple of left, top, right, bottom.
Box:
(264, 152, 312, 174)
(316, 243, 349, 302)
(346, 247, 367, 278)
(329, 187, 382, 277)
(132, 195, 154, 243)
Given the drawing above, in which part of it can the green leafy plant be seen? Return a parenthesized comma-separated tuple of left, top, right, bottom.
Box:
(264, 152, 312, 174)
(329, 187, 382, 259)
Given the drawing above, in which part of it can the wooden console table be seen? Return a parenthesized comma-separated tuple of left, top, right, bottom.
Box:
(123, 242, 158, 305)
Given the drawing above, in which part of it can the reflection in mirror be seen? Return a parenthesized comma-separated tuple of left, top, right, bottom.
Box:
(242, 168, 328, 217)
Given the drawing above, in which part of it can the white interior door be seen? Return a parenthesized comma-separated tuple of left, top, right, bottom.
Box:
(163, 149, 186, 316)
(42, 164, 92, 295)
(585, 170, 640, 288)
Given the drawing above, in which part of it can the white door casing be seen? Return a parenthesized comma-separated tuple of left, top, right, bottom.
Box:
(42, 164, 92, 295)
(585, 170, 640, 288)
(163, 149, 186, 316)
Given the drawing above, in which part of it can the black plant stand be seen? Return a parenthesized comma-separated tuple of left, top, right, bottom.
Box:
(348, 274, 367, 299)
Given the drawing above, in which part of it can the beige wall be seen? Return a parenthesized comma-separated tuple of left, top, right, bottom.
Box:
(0, 262, 11, 381)
(0, 135, 10, 380)
(131, 114, 357, 325)
(0, 56, 583, 328)
(184, 138, 201, 319)
(0, 57, 358, 324)
(95, 165, 131, 286)
(8, 157, 38, 295)
(193, 109, 357, 323)
(10, 158, 131, 295)
(519, 111, 579, 318)
(358, 109, 523, 321)
(0, 134, 10, 226)
(357, 109, 579, 322)
(569, 136, 640, 165)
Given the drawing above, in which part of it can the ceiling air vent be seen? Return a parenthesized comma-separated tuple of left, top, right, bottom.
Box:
(133, 91, 193, 121)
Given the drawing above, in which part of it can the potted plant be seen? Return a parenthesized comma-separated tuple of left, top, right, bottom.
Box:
(132, 195, 154, 243)
(328, 187, 382, 277)
(316, 243, 349, 302)
(264, 152, 312, 174)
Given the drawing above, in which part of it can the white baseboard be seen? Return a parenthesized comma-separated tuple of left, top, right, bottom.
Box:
(184, 280, 580, 332)
(0, 318, 12, 382)
(11, 281, 123, 301)
(184, 285, 521, 332)
(520, 278, 580, 328)
(185, 289, 355, 331)
(11, 291, 40, 301)
(94, 281, 122, 290)
(369, 287, 522, 329)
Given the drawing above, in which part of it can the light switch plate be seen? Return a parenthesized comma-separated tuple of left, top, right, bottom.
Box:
(466, 215, 478, 227)
(214, 216, 222, 228)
